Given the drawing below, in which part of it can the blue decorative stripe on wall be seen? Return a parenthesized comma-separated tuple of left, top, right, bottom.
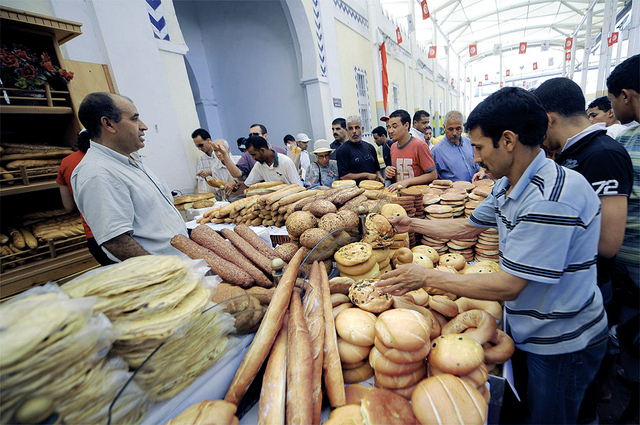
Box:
(333, 0, 369, 30)
(312, 0, 327, 76)
(146, 0, 170, 41)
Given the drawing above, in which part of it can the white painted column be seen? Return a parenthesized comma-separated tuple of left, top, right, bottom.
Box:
(367, 0, 385, 119)
(595, 0, 616, 95)
(580, 9, 593, 92)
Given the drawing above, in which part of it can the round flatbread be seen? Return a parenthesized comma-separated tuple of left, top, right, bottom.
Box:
(335, 242, 373, 266)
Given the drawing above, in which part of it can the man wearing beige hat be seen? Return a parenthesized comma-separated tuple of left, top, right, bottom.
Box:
(304, 139, 338, 189)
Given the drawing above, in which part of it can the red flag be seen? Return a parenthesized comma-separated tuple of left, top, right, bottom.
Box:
(380, 42, 389, 115)
(533, 62, 538, 70)
(451, 78, 454, 85)
(396, 27, 403, 44)
(466, 77, 470, 82)
(421, 0, 430, 20)
(608, 32, 619, 46)
(522, 81, 526, 87)
(428, 46, 437, 58)
(485, 74, 488, 81)
(565, 51, 571, 61)
(469, 45, 477, 57)
(479, 81, 483, 87)
(519, 42, 527, 54)
(565, 37, 573, 50)
(500, 82, 504, 88)
(506, 69, 511, 77)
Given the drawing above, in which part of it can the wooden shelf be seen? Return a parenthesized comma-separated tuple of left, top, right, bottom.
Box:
(0, 105, 73, 114)
(0, 248, 99, 299)
(0, 180, 59, 196)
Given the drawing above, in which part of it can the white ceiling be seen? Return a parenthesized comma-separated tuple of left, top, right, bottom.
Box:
(380, 0, 630, 71)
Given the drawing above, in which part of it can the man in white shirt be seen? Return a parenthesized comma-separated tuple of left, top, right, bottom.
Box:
(243, 136, 303, 187)
(587, 96, 637, 139)
(295, 132, 312, 180)
(72, 92, 187, 261)
(192, 128, 232, 192)
(409, 110, 431, 146)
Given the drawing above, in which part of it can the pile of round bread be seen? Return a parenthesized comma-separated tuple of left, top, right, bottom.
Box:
(329, 272, 515, 424)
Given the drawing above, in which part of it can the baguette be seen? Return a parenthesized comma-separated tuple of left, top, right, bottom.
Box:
(1, 150, 74, 161)
(286, 290, 314, 425)
(0, 166, 14, 182)
(170, 234, 254, 288)
(258, 314, 288, 425)
(224, 247, 307, 405)
(320, 259, 346, 407)
(272, 189, 322, 210)
(303, 262, 326, 425)
(333, 187, 365, 206)
(1, 142, 70, 153)
(221, 228, 273, 275)
(266, 185, 306, 206)
(191, 225, 273, 288)
(20, 228, 38, 249)
(5, 159, 62, 170)
(248, 181, 285, 190)
(233, 224, 280, 261)
(8, 227, 25, 250)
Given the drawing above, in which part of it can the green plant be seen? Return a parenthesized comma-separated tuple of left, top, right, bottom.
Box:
(1, 44, 74, 91)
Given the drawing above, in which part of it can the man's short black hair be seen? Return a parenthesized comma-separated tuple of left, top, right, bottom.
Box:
(466, 87, 547, 148)
(250, 124, 268, 135)
(245, 135, 269, 151)
(607, 54, 639, 96)
(191, 128, 211, 140)
(283, 134, 295, 144)
(389, 109, 411, 126)
(332, 118, 347, 129)
(534, 77, 586, 117)
(412, 110, 430, 122)
(587, 96, 612, 112)
(78, 92, 122, 139)
(425, 126, 433, 131)
(372, 126, 387, 137)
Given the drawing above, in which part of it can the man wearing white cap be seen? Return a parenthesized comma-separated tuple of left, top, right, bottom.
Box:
(304, 139, 338, 190)
(296, 132, 311, 180)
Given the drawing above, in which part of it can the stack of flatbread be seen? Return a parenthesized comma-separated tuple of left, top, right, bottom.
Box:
(0, 290, 147, 425)
(62, 255, 238, 400)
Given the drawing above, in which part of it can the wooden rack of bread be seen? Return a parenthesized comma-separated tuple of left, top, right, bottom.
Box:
(0, 143, 73, 186)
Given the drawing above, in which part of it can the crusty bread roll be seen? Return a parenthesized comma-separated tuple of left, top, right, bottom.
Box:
(345, 384, 375, 405)
(369, 347, 424, 376)
(343, 362, 375, 384)
(332, 179, 357, 189)
(329, 276, 355, 295)
(348, 279, 392, 314)
(166, 400, 237, 425)
(332, 302, 353, 319)
(411, 245, 439, 263)
(371, 247, 390, 263)
(380, 203, 407, 217)
(331, 293, 351, 307)
(428, 334, 484, 376)
(337, 336, 372, 364)
(375, 309, 431, 352)
(359, 180, 384, 190)
(385, 382, 418, 400)
(341, 263, 381, 282)
(335, 308, 377, 347)
(342, 360, 366, 370)
(374, 364, 427, 389)
(412, 374, 487, 425)
(441, 309, 497, 345)
(324, 404, 364, 425)
(439, 252, 466, 270)
(374, 337, 430, 364)
(360, 388, 417, 425)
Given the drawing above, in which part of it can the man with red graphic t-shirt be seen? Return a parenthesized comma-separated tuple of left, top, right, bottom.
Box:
(385, 109, 437, 192)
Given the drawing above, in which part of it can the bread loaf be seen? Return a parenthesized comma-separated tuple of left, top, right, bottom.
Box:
(166, 400, 238, 425)
(5, 159, 62, 169)
(1, 150, 74, 161)
(321, 262, 346, 407)
(8, 228, 25, 250)
(411, 374, 487, 425)
(335, 308, 377, 347)
(258, 315, 287, 425)
(361, 388, 417, 425)
(20, 228, 38, 249)
(302, 262, 325, 424)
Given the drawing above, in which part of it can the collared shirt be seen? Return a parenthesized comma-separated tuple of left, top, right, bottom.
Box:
(244, 151, 303, 186)
(430, 135, 478, 182)
(563, 123, 608, 152)
(304, 160, 339, 189)
(615, 123, 640, 286)
(469, 150, 607, 354)
(606, 121, 638, 139)
(409, 127, 425, 142)
(196, 152, 232, 192)
(71, 142, 187, 258)
(300, 150, 310, 180)
(236, 144, 287, 179)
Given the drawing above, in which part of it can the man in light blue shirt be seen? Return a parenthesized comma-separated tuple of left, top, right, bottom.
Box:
(377, 88, 607, 424)
(430, 110, 478, 181)
(72, 92, 187, 261)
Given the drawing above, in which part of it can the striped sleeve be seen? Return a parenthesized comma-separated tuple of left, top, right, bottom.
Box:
(468, 190, 498, 228)
(500, 200, 597, 284)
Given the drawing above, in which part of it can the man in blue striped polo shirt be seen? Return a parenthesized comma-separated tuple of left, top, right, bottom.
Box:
(377, 87, 607, 424)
